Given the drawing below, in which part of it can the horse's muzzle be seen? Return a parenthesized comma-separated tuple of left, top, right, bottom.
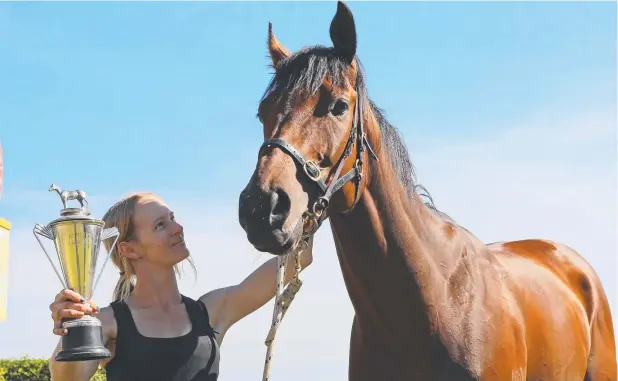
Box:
(238, 184, 301, 255)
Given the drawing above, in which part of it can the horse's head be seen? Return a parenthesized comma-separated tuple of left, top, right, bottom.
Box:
(239, 1, 376, 255)
(48, 184, 57, 192)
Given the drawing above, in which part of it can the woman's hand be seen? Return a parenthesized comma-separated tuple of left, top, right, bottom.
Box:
(49, 289, 99, 336)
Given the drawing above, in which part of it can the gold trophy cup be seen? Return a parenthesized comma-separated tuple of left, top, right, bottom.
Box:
(33, 184, 119, 362)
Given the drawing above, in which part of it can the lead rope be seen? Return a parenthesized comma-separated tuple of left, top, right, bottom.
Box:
(261, 239, 307, 381)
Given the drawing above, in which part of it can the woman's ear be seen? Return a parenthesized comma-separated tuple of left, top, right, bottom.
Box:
(118, 241, 140, 260)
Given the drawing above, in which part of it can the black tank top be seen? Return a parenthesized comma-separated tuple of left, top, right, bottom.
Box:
(105, 295, 220, 381)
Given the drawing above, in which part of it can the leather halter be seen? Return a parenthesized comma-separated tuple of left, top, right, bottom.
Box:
(258, 84, 378, 238)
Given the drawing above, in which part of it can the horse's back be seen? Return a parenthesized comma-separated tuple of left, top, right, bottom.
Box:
(488, 239, 616, 381)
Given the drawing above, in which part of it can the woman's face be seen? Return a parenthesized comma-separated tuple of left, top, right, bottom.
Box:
(128, 196, 190, 268)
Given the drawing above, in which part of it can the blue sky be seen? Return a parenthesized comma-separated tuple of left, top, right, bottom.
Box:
(1, 1, 615, 208)
(0, 2, 616, 380)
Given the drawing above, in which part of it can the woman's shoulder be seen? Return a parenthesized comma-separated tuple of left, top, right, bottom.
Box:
(97, 304, 117, 322)
(97, 305, 119, 343)
(81, 305, 120, 369)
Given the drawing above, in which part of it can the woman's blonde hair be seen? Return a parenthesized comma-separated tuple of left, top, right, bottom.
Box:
(102, 192, 196, 302)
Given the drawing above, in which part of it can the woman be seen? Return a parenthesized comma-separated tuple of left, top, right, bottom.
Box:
(47, 191, 313, 381)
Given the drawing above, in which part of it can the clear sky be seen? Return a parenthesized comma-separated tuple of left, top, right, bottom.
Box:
(0, 1, 616, 380)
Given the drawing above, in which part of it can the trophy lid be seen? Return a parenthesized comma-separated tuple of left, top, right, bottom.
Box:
(48, 208, 104, 226)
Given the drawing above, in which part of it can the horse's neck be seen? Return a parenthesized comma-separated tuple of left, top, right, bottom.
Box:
(328, 146, 484, 338)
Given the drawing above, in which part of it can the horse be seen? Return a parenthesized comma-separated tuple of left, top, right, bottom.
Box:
(49, 183, 89, 210)
(237, 2, 617, 380)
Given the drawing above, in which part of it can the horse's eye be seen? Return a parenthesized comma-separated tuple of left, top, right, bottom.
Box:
(331, 99, 349, 117)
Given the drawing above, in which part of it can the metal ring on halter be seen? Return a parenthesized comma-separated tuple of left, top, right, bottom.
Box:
(312, 197, 329, 216)
(303, 161, 322, 182)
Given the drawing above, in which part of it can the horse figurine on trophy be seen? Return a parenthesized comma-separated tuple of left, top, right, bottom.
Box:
(49, 184, 89, 211)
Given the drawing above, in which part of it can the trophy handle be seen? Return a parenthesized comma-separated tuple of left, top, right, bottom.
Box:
(91, 227, 120, 296)
(33, 224, 68, 290)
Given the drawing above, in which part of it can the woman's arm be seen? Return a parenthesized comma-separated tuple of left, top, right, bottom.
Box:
(48, 293, 117, 381)
(200, 237, 314, 340)
(49, 341, 101, 381)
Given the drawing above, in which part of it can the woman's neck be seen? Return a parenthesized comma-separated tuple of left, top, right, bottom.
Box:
(130, 266, 182, 310)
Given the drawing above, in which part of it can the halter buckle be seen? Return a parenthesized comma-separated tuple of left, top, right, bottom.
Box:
(303, 161, 322, 182)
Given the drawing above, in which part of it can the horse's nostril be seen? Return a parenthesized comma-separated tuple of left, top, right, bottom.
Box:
(270, 188, 290, 222)
(239, 183, 291, 233)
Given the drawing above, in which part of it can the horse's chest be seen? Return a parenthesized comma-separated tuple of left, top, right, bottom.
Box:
(349, 318, 482, 381)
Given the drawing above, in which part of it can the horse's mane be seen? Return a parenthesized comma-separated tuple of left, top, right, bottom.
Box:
(260, 45, 451, 220)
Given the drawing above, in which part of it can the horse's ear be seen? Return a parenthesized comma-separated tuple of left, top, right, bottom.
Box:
(329, 1, 357, 64)
(268, 22, 291, 69)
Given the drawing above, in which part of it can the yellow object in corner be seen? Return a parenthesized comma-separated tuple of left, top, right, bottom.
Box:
(0, 217, 11, 322)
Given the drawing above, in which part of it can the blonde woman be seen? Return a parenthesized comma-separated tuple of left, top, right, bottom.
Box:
(47, 192, 313, 381)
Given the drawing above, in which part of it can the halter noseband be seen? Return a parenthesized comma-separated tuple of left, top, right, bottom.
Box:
(258, 84, 378, 239)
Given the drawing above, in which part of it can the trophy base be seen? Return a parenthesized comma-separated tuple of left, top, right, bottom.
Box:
(55, 315, 111, 362)
(55, 345, 111, 362)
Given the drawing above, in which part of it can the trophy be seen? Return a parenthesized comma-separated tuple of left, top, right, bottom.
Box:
(33, 184, 119, 362)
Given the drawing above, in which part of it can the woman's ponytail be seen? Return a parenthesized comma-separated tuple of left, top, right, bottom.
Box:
(102, 193, 149, 303)
(112, 272, 135, 302)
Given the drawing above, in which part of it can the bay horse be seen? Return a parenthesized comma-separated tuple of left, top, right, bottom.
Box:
(238, 2, 617, 380)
